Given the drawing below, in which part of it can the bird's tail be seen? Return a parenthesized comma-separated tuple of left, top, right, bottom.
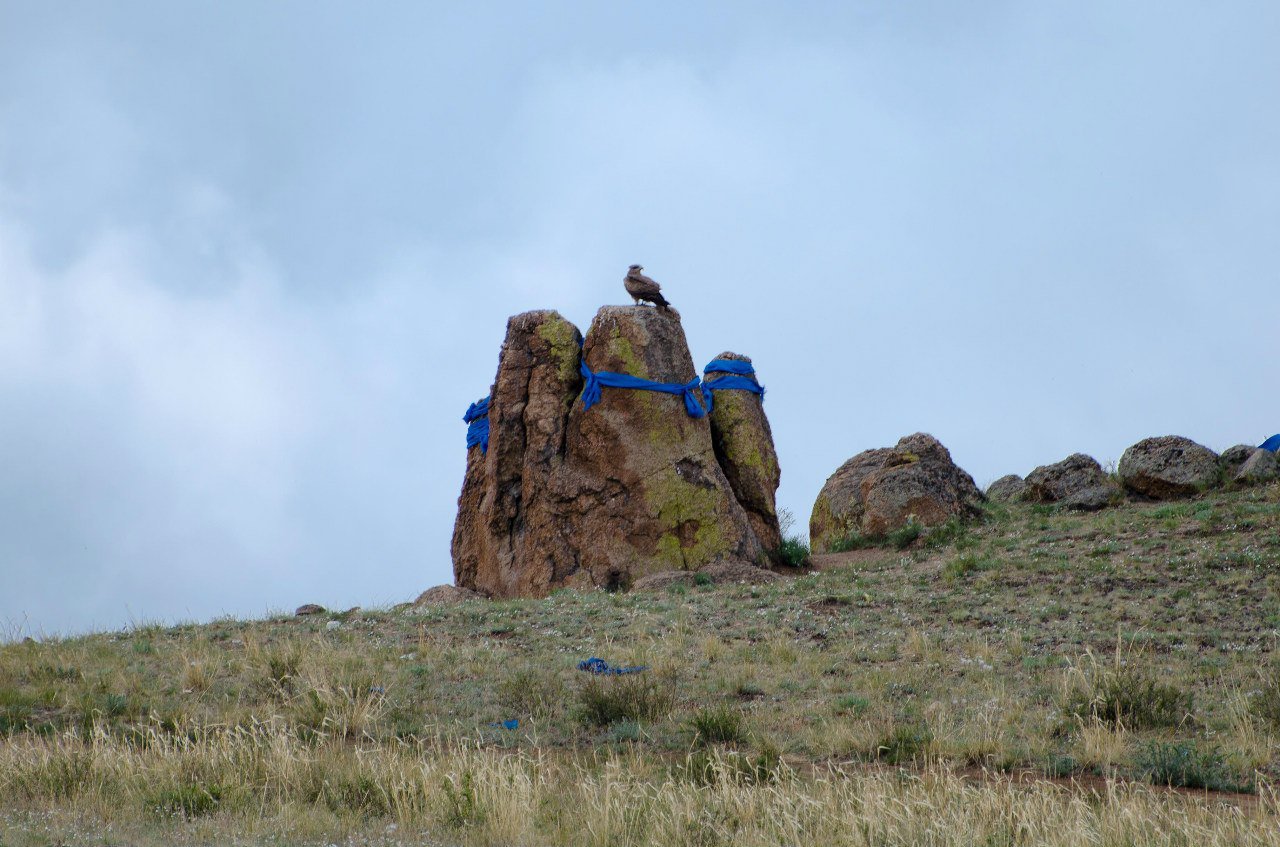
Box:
(655, 293, 670, 309)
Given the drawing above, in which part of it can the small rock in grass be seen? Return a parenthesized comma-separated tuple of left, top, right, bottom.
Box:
(295, 603, 326, 616)
(325, 620, 341, 632)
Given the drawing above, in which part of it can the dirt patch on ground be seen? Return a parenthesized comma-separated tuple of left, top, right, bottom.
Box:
(633, 560, 781, 591)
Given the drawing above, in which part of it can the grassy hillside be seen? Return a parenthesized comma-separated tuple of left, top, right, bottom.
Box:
(3, 482, 1280, 845)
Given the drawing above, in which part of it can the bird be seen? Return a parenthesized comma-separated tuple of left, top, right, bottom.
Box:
(623, 264, 670, 309)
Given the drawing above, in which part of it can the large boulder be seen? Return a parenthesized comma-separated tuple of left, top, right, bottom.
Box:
(1024, 454, 1112, 504)
(810, 434, 983, 550)
(1219, 444, 1256, 478)
(1235, 449, 1279, 486)
(986, 475, 1027, 502)
(704, 352, 783, 562)
(1118, 435, 1220, 500)
(809, 447, 895, 551)
(452, 306, 779, 598)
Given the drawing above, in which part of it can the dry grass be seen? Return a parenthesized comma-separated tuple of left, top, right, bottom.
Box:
(2, 481, 1280, 843)
(1, 723, 1278, 846)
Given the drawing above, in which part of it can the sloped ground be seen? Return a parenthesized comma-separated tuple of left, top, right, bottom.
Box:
(2, 482, 1279, 845)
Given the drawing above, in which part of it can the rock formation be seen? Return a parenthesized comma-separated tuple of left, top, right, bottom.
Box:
(810, 433, 983, 552)
(1219, 444, 1257, 478)
(1235, 448, 1278, 486)
(1024, 454, 1114, 505)
(451, 306, 781, 598)
(704, 352, 783, 562)
(985, 474, 1027, 502)
(1118, 435, 1220, 500)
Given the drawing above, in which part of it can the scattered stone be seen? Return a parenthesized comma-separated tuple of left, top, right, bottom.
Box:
(1235, 448, 1279, 486)
(1060, 485, 1118, 511)
(985, 474, 1027, 502)
(413, 585, 483, 606)
(325, 620, 341, 632)
(1118, 435, 1220, 500)
(810, 433, 983, 550)
(453, 306, 775, 598)
(295, 604, 325, 616)
(1219, 444, 1257, 478)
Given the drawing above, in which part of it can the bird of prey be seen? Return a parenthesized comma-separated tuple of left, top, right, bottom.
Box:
(624, 264, 670, 309)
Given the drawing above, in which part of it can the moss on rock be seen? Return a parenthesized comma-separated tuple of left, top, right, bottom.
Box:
(645, 469, 730, 569)
(535, 314, 582, 384)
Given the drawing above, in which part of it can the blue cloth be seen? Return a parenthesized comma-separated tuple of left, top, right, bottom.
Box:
(1261, 434, 1280, 453)
(578, 657, 647, 675)
(488, 718, 519, 729)
(701, 359, 765, 414)
(464, 397, 490, 453)
(578, 361, 709, 418)
(704, 358, 756, 377)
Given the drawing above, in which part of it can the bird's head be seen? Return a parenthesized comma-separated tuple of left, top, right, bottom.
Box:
(628, 264, 643, 272)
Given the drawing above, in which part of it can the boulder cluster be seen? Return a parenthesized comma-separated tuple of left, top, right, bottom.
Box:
(984, 435, 1278, 509)
(451, 306, 782, 598)
(810, 431, 1278, 554)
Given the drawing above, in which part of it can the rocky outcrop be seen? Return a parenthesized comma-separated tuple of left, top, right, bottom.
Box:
(451, 310, 584, 598)
(1219, 444, 1256, 478)
(1118, 435, 1220, 500)
(705, 353, 783, 563)
(810, 434, 983, 551)
(1235, 449, 1279, 486)
(1024, 454, 1112, 504)
(452, 306, 780, 598)
(986, 475, 1027, 502)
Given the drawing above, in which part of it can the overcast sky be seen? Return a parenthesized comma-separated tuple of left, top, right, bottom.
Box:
(2, 2, 1277, 637)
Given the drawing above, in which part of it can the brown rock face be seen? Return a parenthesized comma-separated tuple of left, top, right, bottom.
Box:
(810, 433, 983, 551)
(809, 447, 895, 551)
(451, 310, 584, 598)
(1118, 435, 1220, 500)
(452, 306, 779, 597)
(1024, 454, 1111, 503)
(705, 353, 783, 562)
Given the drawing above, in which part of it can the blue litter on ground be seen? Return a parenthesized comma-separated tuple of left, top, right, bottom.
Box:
(578, 657, 647, 675)
(1260, 434, 1280, 453)
(488, 718, 519, 730)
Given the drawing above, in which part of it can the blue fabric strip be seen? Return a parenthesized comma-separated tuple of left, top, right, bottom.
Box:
(704, 358, 756, 377)
(579, 361, 709, 418)
(464, 396, 490, 453)
(701, 359, 764, 415)
(1260, 434, 1280, 453)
